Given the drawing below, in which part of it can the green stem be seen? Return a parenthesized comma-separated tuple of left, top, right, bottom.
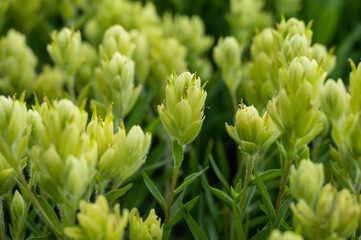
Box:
(274, 138, 295, 224)
(111, 176, 123, 192)
(238, 154, 255, 212)
(275, 160, 291, 218)
(354, 173, 361, 196)
(163, 165, 180, 240)
(67, 74, 76, 103)
(14, 202, 30, 240)
(16, 169, 63, 237)
(163, 140, 183, 240)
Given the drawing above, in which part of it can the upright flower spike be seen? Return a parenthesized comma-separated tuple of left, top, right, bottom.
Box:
(291, 183, 361, 239)
(0, 94, 29, 168)
(349, 59, 361, 113)
(289, 159, 324, 205)
(157, 72, 207, 146)
(225, 103, 280, 154)
(129, 208, 163, 240)
(95, 52, 142, 118)
(65, 196, 129, 240)
(30, 99, 97, 204)
(115, 122, 152, 183)
(99, 25, 135, 60)
(0, 29, 37, 95)
(213, 36, 242, 98)
(267, 57, 324, 146)
(47, 28, 83, 75)
(320, 78, 348, 122)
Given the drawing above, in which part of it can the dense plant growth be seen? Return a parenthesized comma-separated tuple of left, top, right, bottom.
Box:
(1, 0, 361, 239)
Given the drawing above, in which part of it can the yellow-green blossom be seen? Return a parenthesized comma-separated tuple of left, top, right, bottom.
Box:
(65, 196, 129, 240)
(226, 103, 280, 154)
(129, 208, 163, 240)
(158, 72, 207, 146)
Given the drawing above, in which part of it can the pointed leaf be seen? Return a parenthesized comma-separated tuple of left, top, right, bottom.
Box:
(34, 194, 63, 235)
(201, 176, 232, 208)
(179, 201, 208, 240)
(105, 183, 133, 204)
(209, 155, 230, 193)
(142, 173, 167, 213)
(175, 167, 208, 194)
(248, 170, 282, 187)
(232, 201, 246, 240)
(254, 171, 276, 223)
(275, 196, 292, 228)
(167, 196, 199, 230)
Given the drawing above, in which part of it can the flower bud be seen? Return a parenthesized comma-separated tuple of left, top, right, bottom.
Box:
(289, 159, 324, 205)
(349, 59, 361, 113)
(149, 37, 187, 89)
(0, 29, 37, 95)
(320, 79, 347, 121)
(115, 124, 151, 181)
(226, 104, 280, 154)
(0, 95, 29, 168)
(333, 189, 360, 237)
(129, 208, 163, 240)
(268, 229, 304, 240)
(278, 18, 312, 43)
(74, 42, 98, 93)
(282, 34, 308, 63)
(0, 166, 16, 196)
(213, 36, 242, 93)
(35, 66, 64, 99)
(47, 28, 83, 74)
(131, 31, 150, 83)
(99, 25, 135, 60)
(95, 52, 142, 118)
(158, 72, 207, 145)
(315, 184, 338, 233)
(308, 43, 336, 73)
(11, 190, 25, 225)
(65, 196, 129, 240)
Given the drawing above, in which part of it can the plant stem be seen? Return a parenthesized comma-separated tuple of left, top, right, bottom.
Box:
(16, 169, 63, 237)
(238, 154, 255, 211)
(163, 164, 180, 240)
(111, 177, 123, 192)
(275, 159, 291, 218)
(14, 202, 30, 240)
(354, 173, 361, 196)
(67, 74, 76, 103)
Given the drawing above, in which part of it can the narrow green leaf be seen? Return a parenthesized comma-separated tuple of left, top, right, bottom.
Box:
(34, 194, 63, 235)
(26, 234, 49, 240)
(275, 196, 292, 228)
(179, 201, 208, 240)
(248, 170, 282, 187)
(105, 183, 133, 204)
(201, 176, 233, 208)
(209, 154, 230, 193)
(167, 196, 199, 230)
(240, 186, 256, 221)
(254, 170, 276, 223)
(175, 167, 208, 194)
(76, 82, 92, 106)
(250, 226, 271, 240)
(142, 173, 167, 213)
(232, 201, 246, 240)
